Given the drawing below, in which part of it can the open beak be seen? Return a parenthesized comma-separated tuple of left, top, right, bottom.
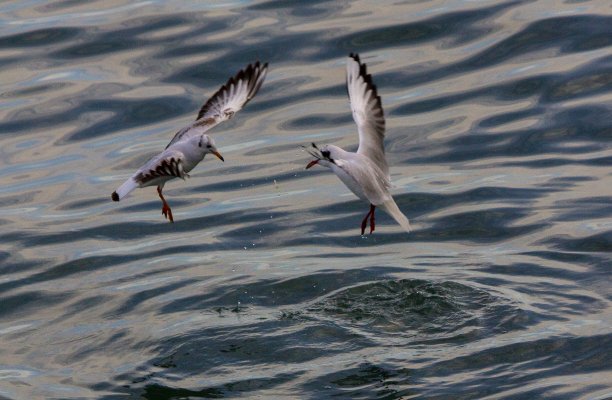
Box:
(303, 142, 321, 169)
(212, 150, 224, 162)
(305, 159, 319, 169)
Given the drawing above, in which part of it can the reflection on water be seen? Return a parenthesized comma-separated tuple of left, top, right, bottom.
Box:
(0, 0, 610, 399)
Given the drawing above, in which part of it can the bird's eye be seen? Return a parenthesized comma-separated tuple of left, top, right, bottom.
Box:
(207, 144, 212, 149)
(321, 150, 330, 158)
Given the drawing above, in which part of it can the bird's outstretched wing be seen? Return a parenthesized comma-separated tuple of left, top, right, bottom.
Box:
(346, 53, 387, 177)
(166, 61, 268, 148)
(196, 61, 268, 121)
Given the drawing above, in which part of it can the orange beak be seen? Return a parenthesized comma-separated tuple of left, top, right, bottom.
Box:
(305, 159, 319, 169)
(212, 150, 224, 162)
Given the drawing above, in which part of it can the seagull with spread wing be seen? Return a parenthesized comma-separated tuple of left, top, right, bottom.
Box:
(304, 54, 410, 235)
(111, 61, 268, 222)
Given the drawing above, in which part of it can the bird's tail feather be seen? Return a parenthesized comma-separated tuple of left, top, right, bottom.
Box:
(381, 198, 411, 232)
(112, 178, 138, 201)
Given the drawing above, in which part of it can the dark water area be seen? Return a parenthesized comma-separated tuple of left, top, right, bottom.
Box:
(0, 0, 611, 398)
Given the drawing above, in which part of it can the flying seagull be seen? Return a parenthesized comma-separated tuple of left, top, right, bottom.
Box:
(111, 61, 268, 222)
(304, 54, 410, 234)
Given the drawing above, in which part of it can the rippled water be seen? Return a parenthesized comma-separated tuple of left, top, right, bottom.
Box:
(1, 0, 611, 398)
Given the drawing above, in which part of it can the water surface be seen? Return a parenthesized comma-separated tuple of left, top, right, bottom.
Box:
(0, 0, 611, 398)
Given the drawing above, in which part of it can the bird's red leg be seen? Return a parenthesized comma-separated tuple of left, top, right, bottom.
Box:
(360, 206, 374, 235)
(157, 185, 174, 223)
(369, 204, 376, 234)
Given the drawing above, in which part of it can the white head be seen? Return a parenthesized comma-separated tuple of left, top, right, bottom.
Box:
(195, 134, 224, 162)
(304, 143, 341, 169)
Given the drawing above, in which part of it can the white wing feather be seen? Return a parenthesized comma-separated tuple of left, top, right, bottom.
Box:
(346, 54, 388, 177)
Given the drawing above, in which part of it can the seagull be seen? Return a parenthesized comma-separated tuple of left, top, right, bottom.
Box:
(111, 61, 268, 222)
(304, 53, 410, 235)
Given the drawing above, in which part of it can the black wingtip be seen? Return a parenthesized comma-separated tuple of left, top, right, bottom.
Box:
(348, 53, 368, 77)
(345, 52, 385, 126)
(349, 53, 382, 108)
(251, 60, 269, 71)
(111, 192, 119, 202)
